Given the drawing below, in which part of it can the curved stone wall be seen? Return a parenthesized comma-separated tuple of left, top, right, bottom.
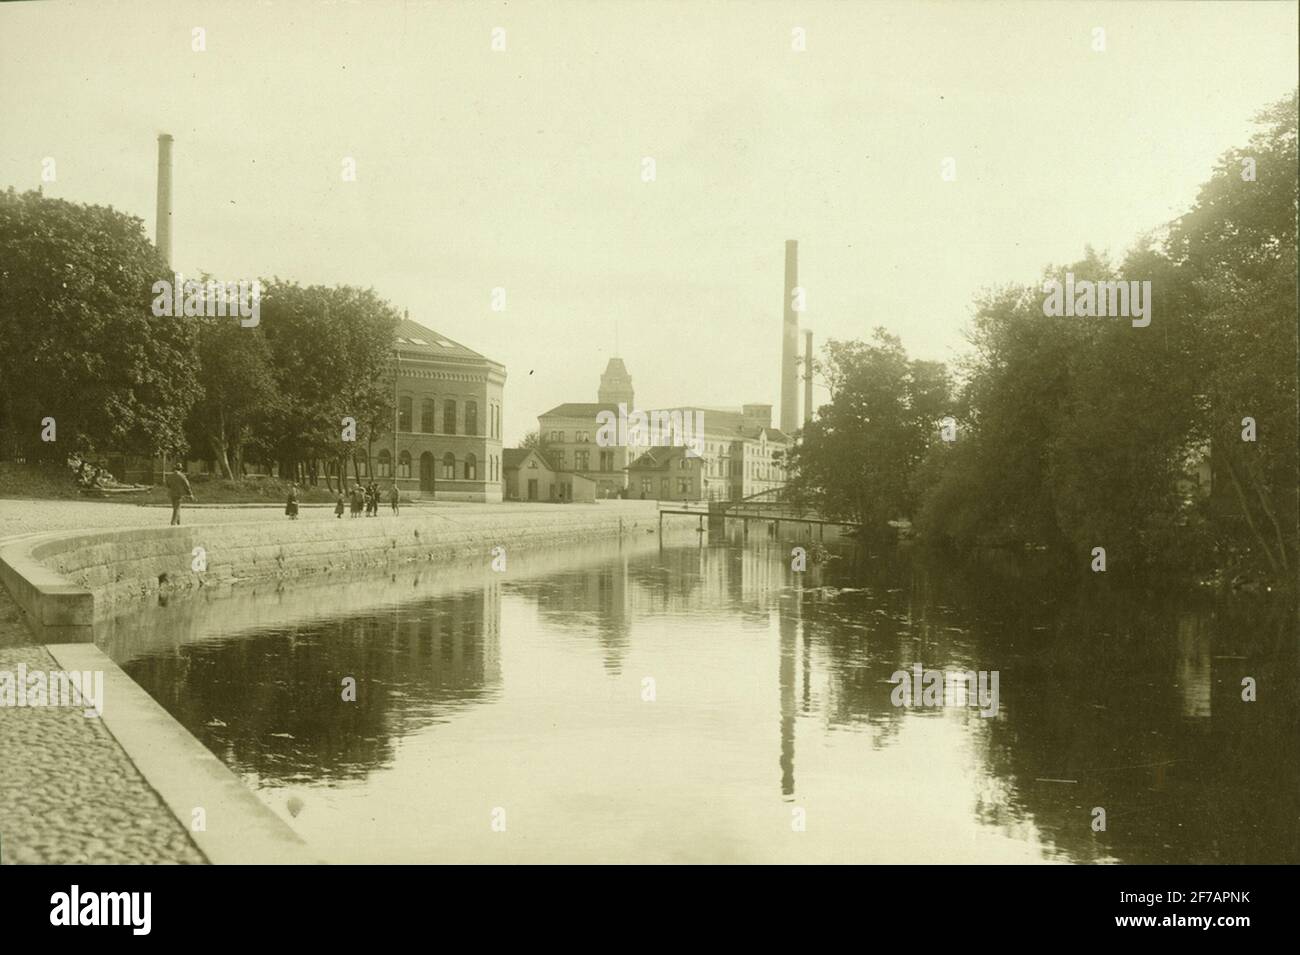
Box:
(0, 502, 661, 641)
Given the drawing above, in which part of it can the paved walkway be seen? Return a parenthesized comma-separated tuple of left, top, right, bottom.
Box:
(0, 496, 640, 538)
(0, 499, 226, 863)
(0, 588, 206, 864)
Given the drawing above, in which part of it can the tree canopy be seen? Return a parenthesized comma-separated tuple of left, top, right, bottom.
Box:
(0, 188, 197, 460)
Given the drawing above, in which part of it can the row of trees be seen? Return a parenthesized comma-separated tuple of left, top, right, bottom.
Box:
(0, 187, 400, 488)
(785, 91, 1298, 587)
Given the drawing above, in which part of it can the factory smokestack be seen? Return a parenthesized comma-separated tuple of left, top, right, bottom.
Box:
(780, 239, 799, 433)
(803, 329, 814, 428)
(155, 133, 173, 268)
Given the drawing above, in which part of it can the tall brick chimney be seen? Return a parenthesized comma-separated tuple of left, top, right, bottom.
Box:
(780, 239, 799, 432)
(156, 133, 173, 268)
(803, 329, 814, 428)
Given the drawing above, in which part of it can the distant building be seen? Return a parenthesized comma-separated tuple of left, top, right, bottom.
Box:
(537, 358, 791, 502)
(537, 404, 630, 499)
(377, 317, 506, 502)
(626, 445, 705, 501)
(684, 403, 791, 501)
(503, 447, 595, 502)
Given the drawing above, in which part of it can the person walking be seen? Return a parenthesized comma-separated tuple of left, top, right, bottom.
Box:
(389, 483, 400, 515)
(285, 483, 300, 520)
(164, 463, 194, 526)
(334, 491, 345, 519)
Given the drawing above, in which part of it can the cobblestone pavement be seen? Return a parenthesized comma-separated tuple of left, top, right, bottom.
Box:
(0, 500, 216, 862)
(0, 618, 206, 863)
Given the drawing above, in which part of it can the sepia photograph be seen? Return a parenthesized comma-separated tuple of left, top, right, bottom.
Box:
(0, 0, 1297, 910)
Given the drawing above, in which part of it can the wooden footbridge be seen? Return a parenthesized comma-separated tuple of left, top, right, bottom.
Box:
(657, 488, 863, 540)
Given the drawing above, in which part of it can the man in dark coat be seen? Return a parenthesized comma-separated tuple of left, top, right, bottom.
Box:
(164, 464, 194, 526)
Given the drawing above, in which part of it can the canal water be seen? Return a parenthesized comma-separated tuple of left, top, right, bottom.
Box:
(105, 530, 1299, 864)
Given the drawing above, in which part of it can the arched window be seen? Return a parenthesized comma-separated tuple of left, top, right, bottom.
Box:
(443, 400, 456, 435)
(465, 402, 478, 436)
(398, 450, 412, 479)
(442, 452, 455, 480)
(420, 399, 435, 433)
(376, 449, 392, 478)
(465, 453, 477, 480)
(398, 396, 412, 432)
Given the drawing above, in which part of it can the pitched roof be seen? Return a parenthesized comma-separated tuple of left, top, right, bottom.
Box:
(503, 447, 556, 471)
(626, 445, 696, 471)
(393, 318, 486, 361)
(539, 402, 622, 419)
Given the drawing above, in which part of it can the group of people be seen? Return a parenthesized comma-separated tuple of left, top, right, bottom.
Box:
(68, 452, 138, 491)
(163, 464, 403, 526)
(335, 482, 399, 518)
(291, 481, 399, 519)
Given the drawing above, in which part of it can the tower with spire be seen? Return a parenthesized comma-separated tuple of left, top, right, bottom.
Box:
(597, 358, 634, 407)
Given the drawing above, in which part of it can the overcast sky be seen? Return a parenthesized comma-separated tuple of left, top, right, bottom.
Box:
(2, 0, 1295, 444)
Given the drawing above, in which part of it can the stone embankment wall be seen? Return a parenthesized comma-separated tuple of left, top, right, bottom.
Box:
(0, 502, 660, 641)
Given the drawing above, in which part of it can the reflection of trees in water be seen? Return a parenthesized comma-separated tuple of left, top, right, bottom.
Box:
(810, 545, 1300, 863)
(125, 587, 500, 785)
(507, 557, 632, 673)
(124, 537, 1298, 861)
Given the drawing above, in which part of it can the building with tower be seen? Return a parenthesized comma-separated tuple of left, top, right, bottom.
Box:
(537, 358, 790, 501)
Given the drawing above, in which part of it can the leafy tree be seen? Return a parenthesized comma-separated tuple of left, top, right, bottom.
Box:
(784, 329, 952, 529)
(0, 188, 197, 461)
(1169, 90, 1298, 581)
(252, 280, 398, 486)
(185, 307, 277, 479)
(916, 90, 1297, 586)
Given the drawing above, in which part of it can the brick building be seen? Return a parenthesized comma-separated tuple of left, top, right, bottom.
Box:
(377, 317, 506, 502)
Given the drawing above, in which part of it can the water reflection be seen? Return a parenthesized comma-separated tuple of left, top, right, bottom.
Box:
(111, 535, 1299, 864)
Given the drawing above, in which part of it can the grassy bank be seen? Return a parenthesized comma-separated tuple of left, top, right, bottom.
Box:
(0, 462, 342, 505)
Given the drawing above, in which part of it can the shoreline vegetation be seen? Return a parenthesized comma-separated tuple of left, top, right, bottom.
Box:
(788, 91, 1298, 596)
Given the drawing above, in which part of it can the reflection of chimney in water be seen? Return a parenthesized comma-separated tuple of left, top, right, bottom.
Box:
(155, 133, 174, 268)
(779, 602, 798, 797)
